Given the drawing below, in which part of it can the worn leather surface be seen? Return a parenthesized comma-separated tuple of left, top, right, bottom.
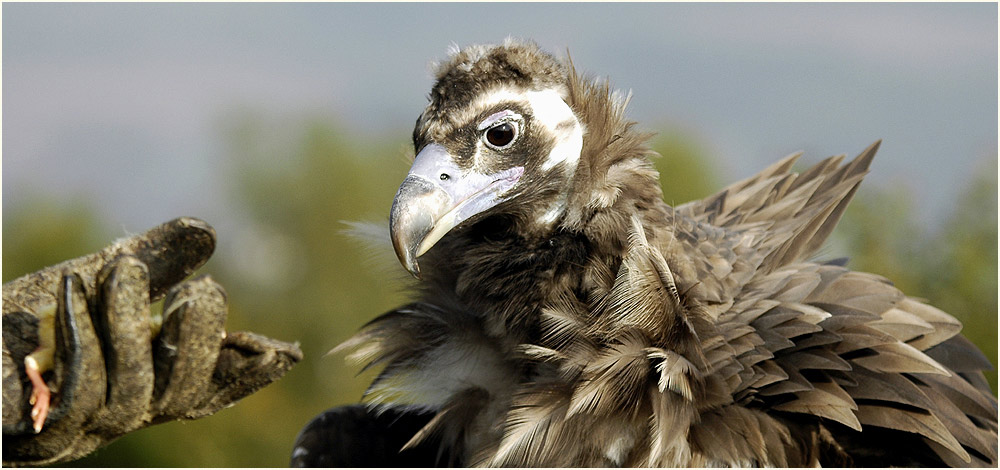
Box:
(2, 217, 302, 466)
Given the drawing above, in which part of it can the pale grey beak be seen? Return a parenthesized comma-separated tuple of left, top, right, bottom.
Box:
(389, 144, 523, 277)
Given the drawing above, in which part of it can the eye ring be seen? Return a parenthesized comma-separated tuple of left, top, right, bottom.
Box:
(483, 121, 519, 150)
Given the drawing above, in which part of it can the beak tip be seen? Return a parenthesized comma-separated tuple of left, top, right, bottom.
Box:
(405, 258, 421, 279)
(390, 174, 445, 280)
(390, 227, 422, 279)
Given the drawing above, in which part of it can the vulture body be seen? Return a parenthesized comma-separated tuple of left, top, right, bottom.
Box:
(314, 40, 997, 467)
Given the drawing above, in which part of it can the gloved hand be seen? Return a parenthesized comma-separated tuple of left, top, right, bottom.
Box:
(2, 217, 303, 467)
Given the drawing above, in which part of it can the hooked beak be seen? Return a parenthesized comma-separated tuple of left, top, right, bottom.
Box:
(390, 144, 523, 277)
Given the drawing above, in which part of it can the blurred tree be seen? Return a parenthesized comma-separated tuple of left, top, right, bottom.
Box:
(649, 130, 718, 205)
(218, 113, 413, 405)
(933, 157, 999, 392)
(2, 196, 109, 280)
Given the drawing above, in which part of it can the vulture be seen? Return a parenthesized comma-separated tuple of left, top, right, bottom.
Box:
(293, 40, 998, 467)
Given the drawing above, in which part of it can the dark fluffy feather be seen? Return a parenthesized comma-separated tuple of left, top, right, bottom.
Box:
(334, 40, 998, 467)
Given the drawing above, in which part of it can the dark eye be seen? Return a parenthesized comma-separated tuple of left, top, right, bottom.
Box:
(484, 122, 517, 149)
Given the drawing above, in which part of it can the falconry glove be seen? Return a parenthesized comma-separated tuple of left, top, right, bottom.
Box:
(2, 217, 303, 467)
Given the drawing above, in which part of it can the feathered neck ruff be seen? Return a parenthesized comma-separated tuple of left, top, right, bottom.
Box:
(560, 58, 673, 246)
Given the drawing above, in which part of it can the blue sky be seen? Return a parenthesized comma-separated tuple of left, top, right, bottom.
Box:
(3, 3, 997, 253)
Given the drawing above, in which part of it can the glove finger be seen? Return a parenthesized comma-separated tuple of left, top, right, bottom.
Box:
(46, 273, 106, 427)
(192, 331, 303, 417)
(151, 275, 227, 419)
(2, 217, 216, 321)
(87, 256, 155, 434)
(126, 217, 216, 302)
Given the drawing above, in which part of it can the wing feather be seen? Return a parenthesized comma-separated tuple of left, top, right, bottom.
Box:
(917, 383, 998, 463)
(855, 404, 970, 463)
(773, 381, 861, 431)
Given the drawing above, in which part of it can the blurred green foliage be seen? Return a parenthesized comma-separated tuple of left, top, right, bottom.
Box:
(650, 130, 718, 206)
(3, 118, 996, 466)
(2, 196, 108, 280)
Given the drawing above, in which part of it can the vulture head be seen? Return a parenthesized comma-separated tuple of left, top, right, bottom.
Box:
(391, 41, 609, 276)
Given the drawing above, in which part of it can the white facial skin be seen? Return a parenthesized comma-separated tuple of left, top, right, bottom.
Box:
(466, 87, 584, 172)
(466, 87, 584, 227)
